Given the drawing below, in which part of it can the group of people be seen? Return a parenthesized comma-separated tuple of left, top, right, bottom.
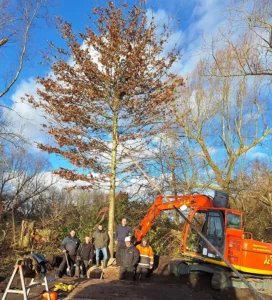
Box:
(55, 223, 109, 278)
(115, 218, 154, 280)
(55, 218, 154, 281)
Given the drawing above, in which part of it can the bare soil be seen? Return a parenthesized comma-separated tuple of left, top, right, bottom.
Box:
(0, 256, 271, 300)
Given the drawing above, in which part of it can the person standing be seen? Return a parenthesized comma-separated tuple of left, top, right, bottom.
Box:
(92, 224, 109, 268)
(56, 230, 80, 278)
(136, 238, 154, 280)
(115, 218, 134, 264)
(118, 236, 139, 280)
(75, 236, 94, 277)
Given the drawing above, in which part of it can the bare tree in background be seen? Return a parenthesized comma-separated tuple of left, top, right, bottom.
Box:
(0, 0, 52, 100)
(172, 54, 271, 193)
(0, 109, 29, 148)
(230, 158, 272, 241)
(0, 143, 56, 244)
(204, 0, 272, 78)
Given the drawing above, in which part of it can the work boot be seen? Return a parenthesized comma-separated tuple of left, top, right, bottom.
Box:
(74, 266, 80, 278)
(55, 270, 60, 279)
(102, 260, 107, 269)
(96, 260, 100, 268)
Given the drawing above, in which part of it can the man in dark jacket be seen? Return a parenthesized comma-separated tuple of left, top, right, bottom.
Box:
(118, 236, 139, 280)
(115, 218, 134, 264)
(75, 236, 94, 277)
(56, 230, 80, 278)
(93, 224, 109, 268)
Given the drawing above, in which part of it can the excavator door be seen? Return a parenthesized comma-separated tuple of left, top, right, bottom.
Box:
(200, 210, 225, 261)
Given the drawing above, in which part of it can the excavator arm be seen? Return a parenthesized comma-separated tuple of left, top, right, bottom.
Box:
(134, 194, 213, 242)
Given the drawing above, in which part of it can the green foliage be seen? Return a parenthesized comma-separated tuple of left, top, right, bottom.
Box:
(115, 192, 129, 224)
(144, 213, 182, 256)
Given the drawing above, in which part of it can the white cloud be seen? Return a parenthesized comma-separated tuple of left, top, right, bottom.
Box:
(246, 148, 269, 161)
(48, 172, 92, 190)
(179, 0, 227, 75)
(8, 77, 50, 149)
(144, 1, 230, 76)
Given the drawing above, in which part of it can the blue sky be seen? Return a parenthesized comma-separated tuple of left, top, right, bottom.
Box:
(4, 0, 268, 172)
(2, 0, 227, 102)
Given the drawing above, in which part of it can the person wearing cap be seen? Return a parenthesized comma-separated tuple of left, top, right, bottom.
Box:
(136, 238, 154, 280)
(115, 218, 134, 264)
(117, 236, 139, 280)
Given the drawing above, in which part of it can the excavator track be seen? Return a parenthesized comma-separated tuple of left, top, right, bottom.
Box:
(168, 257, 272, 294)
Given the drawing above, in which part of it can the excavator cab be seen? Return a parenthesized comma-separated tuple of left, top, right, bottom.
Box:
(184, 207, 242, 262)
(200, 210, 225, 260)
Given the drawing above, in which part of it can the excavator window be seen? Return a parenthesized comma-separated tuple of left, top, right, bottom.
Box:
(186, 211, 207, 253)
(202, 210, 225, 260)
(227, 213, 241, 229)
(207, 213, 223, 238)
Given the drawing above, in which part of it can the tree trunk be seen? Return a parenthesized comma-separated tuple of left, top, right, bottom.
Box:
(18, 220, 35, 249)
(171, 155, 179, 225)
(12, 203, 16, 245)
(108, 109, 118, 258)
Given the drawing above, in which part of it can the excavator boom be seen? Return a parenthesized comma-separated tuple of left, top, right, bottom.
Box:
(134, 194, 213, 242)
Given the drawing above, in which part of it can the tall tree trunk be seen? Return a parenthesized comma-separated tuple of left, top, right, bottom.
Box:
(108, 109, 118, 258)
(171, 155, 179, 225)
(12, 201, 16, 245)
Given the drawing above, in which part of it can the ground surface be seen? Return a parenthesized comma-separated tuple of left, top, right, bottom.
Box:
(0, 256, 271, 300)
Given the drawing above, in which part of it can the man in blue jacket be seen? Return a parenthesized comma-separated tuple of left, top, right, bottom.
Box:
(56, 230, 80, 278)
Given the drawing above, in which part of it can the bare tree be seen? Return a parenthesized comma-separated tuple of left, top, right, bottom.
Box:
(0, 0, 52, 100)
(172, 55, 271, 192)
(204, 0, 272, 78)
(0, 144, 56, 244)
(0, 108, 29, 149)
(230, 158, 272, 241)
(146, 131, 191, 192)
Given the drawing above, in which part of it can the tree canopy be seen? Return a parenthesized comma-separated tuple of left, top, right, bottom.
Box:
(28, 0, 183, 255)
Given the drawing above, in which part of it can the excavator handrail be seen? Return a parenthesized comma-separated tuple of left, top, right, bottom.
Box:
(243, 232, 253, 239)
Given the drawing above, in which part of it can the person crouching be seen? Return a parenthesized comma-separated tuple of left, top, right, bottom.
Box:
(118, 236, 139, 280)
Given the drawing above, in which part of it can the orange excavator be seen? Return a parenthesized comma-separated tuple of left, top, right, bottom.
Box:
(134, 191, 272, 279)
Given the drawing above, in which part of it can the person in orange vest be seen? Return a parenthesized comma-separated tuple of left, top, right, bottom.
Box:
(136, 238, 154, 280)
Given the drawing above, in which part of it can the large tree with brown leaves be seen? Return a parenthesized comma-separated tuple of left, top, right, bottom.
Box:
(28, 1, 182, 256)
